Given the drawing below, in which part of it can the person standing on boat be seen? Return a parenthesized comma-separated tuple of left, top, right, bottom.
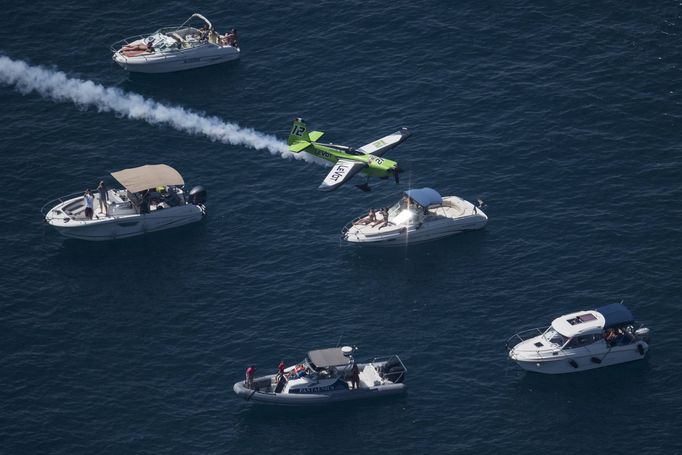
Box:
(245, 365, 256, 389)
(97, 181, 108, 216)
(277, 360, 286, 378)
(351, 362, 360, 390)
(83, 190, 94, 220)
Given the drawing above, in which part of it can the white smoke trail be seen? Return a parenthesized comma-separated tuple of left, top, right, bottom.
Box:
(0, 55, 321, 164)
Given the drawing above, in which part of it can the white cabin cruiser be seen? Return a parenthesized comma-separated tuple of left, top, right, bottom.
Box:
(507, 303, 650, 374)
(43, 164, 207, 241)
(233, 346, 407, 406)
(111, 13, 240, 73)
(342, 188, 487, 246)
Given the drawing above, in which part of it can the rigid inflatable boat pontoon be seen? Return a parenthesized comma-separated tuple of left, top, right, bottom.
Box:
(233, 346, 407, 406)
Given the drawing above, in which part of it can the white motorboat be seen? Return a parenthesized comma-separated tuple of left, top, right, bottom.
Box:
(111, 13, 240, 73)
(342, 188, 487, 246)
(506, 303, 650, 374)
(233, 346, 407, 406)
(43, 164, 207, 241)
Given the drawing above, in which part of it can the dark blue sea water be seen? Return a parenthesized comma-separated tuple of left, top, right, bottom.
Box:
(1, 0, 682, 453)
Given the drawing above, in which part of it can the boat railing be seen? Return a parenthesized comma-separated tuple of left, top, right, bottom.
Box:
(40, 191, 84, 218)
(109, 21, 190, 52)
(340, 216, 364, 240)
(505, 326, 549, 351)
(371, 354, 407, 383)
(110, 29, 223, 63)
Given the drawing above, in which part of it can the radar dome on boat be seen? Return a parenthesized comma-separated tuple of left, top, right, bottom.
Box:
(341, 346, 354, 357)
(404, 188, 442, 206)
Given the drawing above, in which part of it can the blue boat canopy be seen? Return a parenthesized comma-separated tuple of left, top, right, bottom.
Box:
(404, 188, 442, 207)
(595, 303, 635, 329)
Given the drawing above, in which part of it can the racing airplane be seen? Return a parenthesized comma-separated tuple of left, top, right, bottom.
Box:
(287, 118, 410, 191)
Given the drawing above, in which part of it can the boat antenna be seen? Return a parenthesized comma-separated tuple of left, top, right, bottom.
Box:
(336, 334, 343, 347)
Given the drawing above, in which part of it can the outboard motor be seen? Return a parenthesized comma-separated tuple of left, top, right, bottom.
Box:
(382, 357, 405, 383)
(634, 327, 650, 341)
(188, 185, 207, 205)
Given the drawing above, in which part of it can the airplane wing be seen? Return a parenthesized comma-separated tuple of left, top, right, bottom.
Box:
(357, 128, 411, 156)
(318, 159, 366, 191)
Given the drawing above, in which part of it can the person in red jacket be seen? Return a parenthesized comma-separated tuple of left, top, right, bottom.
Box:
(245, 365, 256, 389)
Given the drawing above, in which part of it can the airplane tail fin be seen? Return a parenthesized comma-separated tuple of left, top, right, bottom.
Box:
(288, 117, 324, 152)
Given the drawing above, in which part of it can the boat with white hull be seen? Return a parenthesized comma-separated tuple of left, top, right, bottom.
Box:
(506, 303, 650, 374)
(111, 13, 239, 73)
(43, 164, 206, 241)
(342, 188, 487, 246)
(233, 346, 406, 406)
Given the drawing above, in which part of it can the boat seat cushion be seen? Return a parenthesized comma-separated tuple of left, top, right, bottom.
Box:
(359, 365, 382, 386)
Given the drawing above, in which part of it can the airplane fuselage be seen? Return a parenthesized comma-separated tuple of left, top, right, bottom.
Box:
(306, 143, 398, 178)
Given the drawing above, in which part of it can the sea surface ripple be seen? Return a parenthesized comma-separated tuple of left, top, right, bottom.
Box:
(1, 1, 681, 453)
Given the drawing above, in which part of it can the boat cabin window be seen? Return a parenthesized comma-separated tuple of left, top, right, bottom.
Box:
(542, 328, 567, 346)
(563, 333, 602, 349)
(566, 313, 597, 326)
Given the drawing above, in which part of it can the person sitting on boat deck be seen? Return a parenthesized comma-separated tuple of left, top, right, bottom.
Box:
(378, 210, 394, 229)
(221, 28, 237, 46)
(245, 365, 256, 389)
(354, 208, 377, 225)
(605, 328, 623, 346)
(351, 362, 360, 390)
(83, 189, 94, 220)
(376, 207, 393, 229)
(370, 208, 387, 227)
(97, 180, 108, 216)
(121, 39, 154, 53)
(199, 24, 211, 41)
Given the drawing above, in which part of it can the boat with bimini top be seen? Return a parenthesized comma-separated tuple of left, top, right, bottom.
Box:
(506, 302, 650, 374)
(233, 346, 407, 406)
(342, 188, 487, 246)
(42, 164, 206, 241)
(111, 13, 240, 73)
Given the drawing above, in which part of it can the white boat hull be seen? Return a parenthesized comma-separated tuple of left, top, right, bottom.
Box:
(45, 194, 205, 241)
(113, 46, 239, 73)
(344, 196, 487, 247)
(510, 341, 649, 374)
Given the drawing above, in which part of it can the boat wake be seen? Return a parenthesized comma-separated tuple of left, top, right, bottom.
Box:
(0, 55, 320, 164)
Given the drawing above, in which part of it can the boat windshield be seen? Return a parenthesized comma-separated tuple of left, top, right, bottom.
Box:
(147, 32, 181, 51)
(542, 328, 567, 346)
(388, 202, 419, 225)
